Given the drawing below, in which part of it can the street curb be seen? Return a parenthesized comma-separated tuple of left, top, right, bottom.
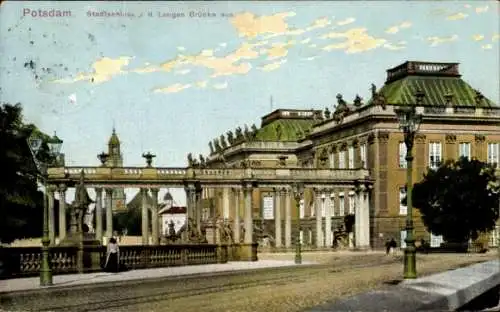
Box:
(0, 263, 320, 297)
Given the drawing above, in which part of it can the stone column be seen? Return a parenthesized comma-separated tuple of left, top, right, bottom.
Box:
(151, 188, 159, 245)
(47, 185, 56, 245)
(95, 188, 103, 243)
(58, 184, 67, 242)
(222, 187, 230, 219)
(233, 188, 241, 243)
(315, 190, 323, 248)
(285, 189, 292, 248)
(105, 188, 113, 240)
(141, 188, 149, 245)
(274, 188, 282, 248)
(361, 188, 371, 248)
(185, 185, 196, 224)
(243, 184, 253, 244)
(324, 190, 332, 248)
(355, 188, 362, 248)
(195, 186, 203, 232)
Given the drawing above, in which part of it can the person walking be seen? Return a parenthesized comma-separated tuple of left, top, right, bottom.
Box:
(104, 237, 120, 273)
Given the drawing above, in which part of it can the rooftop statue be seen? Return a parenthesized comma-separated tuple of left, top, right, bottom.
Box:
(226, 130, 234, 144)
(220, 134, 228, 149)
(208, 141, 214, 154)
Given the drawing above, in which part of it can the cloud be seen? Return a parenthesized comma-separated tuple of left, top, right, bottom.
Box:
(426, 35, 458, 46)
(175, 69, 191, 75)
(177, 46, 186, 51)
(475, 6, 488, 13)
(337, 18, 355, 26)
(219, 43, 227, 47)
(493, 34, 500, 42)
(481, 44, 493, 50)
(472, 34, 485, 41)
(322, 28, 386, 53)
(266, 41, 295, 60)
(309, 43, 317, 48)
(301, 38, 311, 44)
(263, 16, 332, 39)
(446, 12, 468, 20)
(383, 42, 406, 50)
(196, 80, 208, 88)
(54, 56, 133, 84)
(385, 21, 412, 34)
(259, 59, 287, 72)
(464, 4, 471, 9)
(230, 11, 295, 38)
(153, 83, 191, 93)
(213, 82, 228, 89)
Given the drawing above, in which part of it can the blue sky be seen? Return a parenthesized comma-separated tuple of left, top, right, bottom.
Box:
(1, 1, 499, 205)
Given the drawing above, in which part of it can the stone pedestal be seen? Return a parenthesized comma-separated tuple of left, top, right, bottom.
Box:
(237, 243, 258, 261)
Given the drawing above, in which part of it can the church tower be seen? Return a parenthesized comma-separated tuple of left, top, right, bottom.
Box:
(106, 128, 127, 213)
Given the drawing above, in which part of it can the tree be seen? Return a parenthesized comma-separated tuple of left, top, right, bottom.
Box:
(409, 157, 500, 244)
(0, 103, 54, 244)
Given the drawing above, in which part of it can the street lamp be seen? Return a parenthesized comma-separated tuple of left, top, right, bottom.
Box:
(28, 131, 64, 286)
(395, 103, 423, 279)
(293, 183, 305, 264)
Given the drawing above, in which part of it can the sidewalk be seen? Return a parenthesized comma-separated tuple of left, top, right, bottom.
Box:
(0, 260, 317, 294)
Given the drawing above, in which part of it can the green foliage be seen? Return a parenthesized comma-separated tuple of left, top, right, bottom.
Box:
(0, 103, 55, 244)
(112, 208, 152, 236)
(410, 157, 500, 243)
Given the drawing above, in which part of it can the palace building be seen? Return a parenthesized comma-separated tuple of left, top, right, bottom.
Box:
(201, 61, 500, 249)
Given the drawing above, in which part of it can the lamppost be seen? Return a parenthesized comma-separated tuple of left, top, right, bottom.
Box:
(27, 132, 64, 286)
(293, 182, 305, 264)
(395, 104, 423, 279)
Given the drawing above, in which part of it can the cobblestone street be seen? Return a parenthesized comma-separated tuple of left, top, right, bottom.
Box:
(0, 252, 496, 312)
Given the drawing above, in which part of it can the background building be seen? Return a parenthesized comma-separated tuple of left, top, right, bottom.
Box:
(202, 60, 500, 249)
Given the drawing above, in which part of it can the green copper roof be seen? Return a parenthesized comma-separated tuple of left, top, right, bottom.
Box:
(108, 128, 120, 146)
(255, 119, 317, 141)
(375, 76, 496, 107)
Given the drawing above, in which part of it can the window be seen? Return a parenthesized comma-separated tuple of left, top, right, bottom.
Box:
(399, 142, 407, 168)
(299, 199, 305, 218)
(489, 226, 499, 247)
(399, 187, 407, 215)
(339, 194, 345, 216)
(429, 142, 442, 169)
(348, 146, 354, 169)
(360, 143, 367, 168)
(487, 143, 499, 166)
(348, 194, 355, 214)
(329, 194, 335, 217)
(262, 196, 274, 220)
(459, 143, 471, 160)
(329, 152, 335, 168)
(338, 151, 346, 169)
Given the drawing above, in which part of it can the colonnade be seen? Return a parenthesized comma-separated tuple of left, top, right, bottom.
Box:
(45, 182, 370, 249)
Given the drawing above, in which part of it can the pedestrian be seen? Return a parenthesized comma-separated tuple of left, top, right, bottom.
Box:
(389, 238, 397, 255)
(104, 237, 120, 273)
(385, 239, 391, 255)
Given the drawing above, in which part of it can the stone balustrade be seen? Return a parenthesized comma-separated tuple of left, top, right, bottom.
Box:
(0, 244, 222, 279)
(48, 167, 371, 186)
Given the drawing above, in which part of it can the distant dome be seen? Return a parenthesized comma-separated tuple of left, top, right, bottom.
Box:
(164, 192, 173, 201)
(108, 128, 120, 146)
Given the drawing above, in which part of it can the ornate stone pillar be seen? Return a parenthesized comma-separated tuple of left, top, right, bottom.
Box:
(141, 188, 149, 245)
(285, 188, 292, 248)
(222, 187, 230, 219)
(243, 183, 253, 244)
(274, 187, 282, 248)
(95, 187, 103, 243)
(195, 185, 203, 233)
(150, 188, 159, 245)
(58, 184, 67, 242)
(185, 184, 196, 225)
(355, 186, 362, 248)
(315, 189, 323, 248)
(361, 186, 371, 248)
(105, 188, 113, 240)
(233, 188, 241, 243)
(324, 189, 332, 248)
(47, 185, 56, 245)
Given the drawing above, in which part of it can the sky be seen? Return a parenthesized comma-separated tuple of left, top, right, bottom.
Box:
(1, 1, 499, 205)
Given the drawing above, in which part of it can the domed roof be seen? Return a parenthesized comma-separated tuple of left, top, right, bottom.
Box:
(164, 192, 173, 201)
(108, 128, 120, 146)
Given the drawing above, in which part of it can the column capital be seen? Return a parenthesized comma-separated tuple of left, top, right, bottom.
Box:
(241, 181, 254, 191)
(95, 187, 103, 194)
(58, 184, 67, 193)
(46, 184, 57, 193)
(150, 188, 159, 194)
(105, 188, 114, 195)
